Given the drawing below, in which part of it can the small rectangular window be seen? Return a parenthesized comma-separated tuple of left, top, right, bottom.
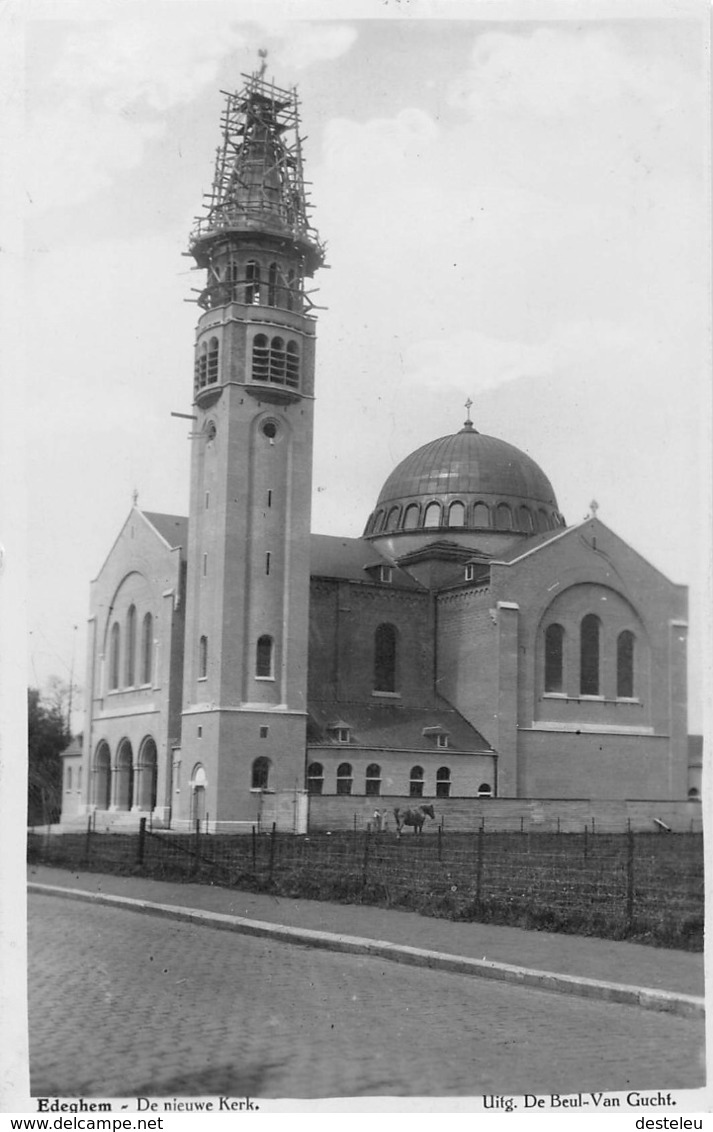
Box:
(205, 492, 210, 509)
(198, 726, 202, 738)
(267, 490, 272, 508)
(259, 726, 269, 738)
(203, 553, 208, 577)
(265, 551, 271, 576)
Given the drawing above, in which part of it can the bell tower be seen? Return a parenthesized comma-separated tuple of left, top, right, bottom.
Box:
(180, 60, 324, 828)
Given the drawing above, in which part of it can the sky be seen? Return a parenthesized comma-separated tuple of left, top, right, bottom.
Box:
(13, 0, 712, 734)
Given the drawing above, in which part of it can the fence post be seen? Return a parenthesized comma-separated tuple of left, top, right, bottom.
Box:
(583, 824, 588, 860)
(626, 828, 635, 928)
(592, 817, 596, 835)
(520, 816, 524, 834)
(476, 824, 484, 905)
(437, 824, 442, 862)
(192, 818, 200, 875)
(362, 826, 370, 888)
(84, 814, 92, 864)
(251, 825, 257, 872)
(137, 817, 146, 866)
(557, 816, 561, 835)
(268, 821, 276, 881)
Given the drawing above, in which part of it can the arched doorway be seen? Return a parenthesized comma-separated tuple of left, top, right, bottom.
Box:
(137, 737, 158, 811)
(115, 740, 133, 810)
(93, 742, 111, 810)
(191, 765, 207, 823)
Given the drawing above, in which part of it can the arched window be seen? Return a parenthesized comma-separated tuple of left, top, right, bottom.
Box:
(538, 508, 549, 532)
(191, 764, 207, 821)
(109, 622, 120, 690)
(251, 756, 270, 790)
(447, 501, 465, 527)
(125, 605, 136, 686)
(365, 763, 381, 796)
(286, 268, 296, 311)
(409, 766, 424, 798)
(268, 262, 278, 307)
(477, 782, 493, 797)
(496, 503, 512, 530)
(207, 338, 219, 384)
(245, 260, 261, 304)
(519, 505, 534, 532)
(336, 763, 352, 795)
(307, 762, 324, 795)
(229, 260, 240, 300)
(473, 502, 490, 528)
(256, 635, 273, 678)
(403, 503, 420, 530)
(269, 337, 285, 383)
(373, 510, 386, 533)
(252, 334, 269, 381)
(545, 623, 564, 693)
(423, 502, 441, 528)
(199, 635, 208, 679)
(436, 766, 451, 798)
(385, 506, 400, 532)
(285, 340, 299, 388)
(141, 613, 153, 685)
(374, 623, 397, 693)
(580, 614, 600, 696)
(617, 630, 635, 698)
(197, 342, 208, 388)
(93, 742, 111, 810)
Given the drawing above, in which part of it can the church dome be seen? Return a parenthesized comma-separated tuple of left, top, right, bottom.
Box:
(364, 421, 564, 539)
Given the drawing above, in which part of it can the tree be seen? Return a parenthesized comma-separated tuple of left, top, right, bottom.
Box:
(28, 686, 68, 826)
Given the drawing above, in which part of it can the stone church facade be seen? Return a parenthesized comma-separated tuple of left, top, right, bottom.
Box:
(67, 68, 693, 833)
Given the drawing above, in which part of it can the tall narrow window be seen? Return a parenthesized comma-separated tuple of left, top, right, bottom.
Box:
(365, 764, 381, 796)
(285, 268, 296, 310)
(265, 552, 271, 576)
(256, 635, 273, 678)
(423, 502, 441, 528)
(617, 630, 635, 698)
(251, 756, 270, 790)
(545, 623, 564, 693)
(199, 635, 208, 679)
(519, 505, 534, 532)
(307, 762, 324, 795)
(336, 763, 353, 795)
(580, 614, 600, 695)
(285, 340, 299, 388)
(403, 503, 420, 530)
(496, 503, 513, 530)
(473, 502, 490, 528)
(245, 260, 261, 304)
(374, 623, 397, 693)
(269, 337, 286, 383)
(252, 334, 269, 381)
(109, 623, 120, 690)
(436, 766, 451, 798)
(448, 501, 465, 527)
(198, 343, 207, 388)
(229, 260, 239, 300)
(268, 262, 278, 306)
(207, 337, 219, 383)
(141, 613, 153, 685)
(385, 506, 400, 532)
(125, 605, 136, 686)
(409, 766, 424, 797)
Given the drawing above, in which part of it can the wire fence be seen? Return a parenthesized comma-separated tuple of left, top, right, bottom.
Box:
(28, 821, 704, 950)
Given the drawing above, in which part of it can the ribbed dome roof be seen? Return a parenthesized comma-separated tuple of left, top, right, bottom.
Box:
(377, 425, 558, 507)
(365, 423, 563, 539)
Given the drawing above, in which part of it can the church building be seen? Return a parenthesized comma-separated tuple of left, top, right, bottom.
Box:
(70, 66, 693, 834)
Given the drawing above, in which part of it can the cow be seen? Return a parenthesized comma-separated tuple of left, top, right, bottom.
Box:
(393, 804, 435, 837)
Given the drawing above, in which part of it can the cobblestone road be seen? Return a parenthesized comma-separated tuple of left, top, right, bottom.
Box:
(29, 894, 706, 1100)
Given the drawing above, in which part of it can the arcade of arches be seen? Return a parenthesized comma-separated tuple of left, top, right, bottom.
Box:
(92, 736, 158, 812)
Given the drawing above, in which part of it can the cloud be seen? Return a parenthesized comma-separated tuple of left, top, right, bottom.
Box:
(27, 19, 248, 211)
(270, 23, 358, 71)
(451, 27, 697, 120)
(402, 321, 637, 395)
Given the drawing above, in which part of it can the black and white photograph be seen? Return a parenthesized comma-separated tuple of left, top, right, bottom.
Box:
(2, 0, 711, 1117)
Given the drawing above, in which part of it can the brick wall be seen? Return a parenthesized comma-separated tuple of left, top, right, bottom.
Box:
(307, 793, 701, 833)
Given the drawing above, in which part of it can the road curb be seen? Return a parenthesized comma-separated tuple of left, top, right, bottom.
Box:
(29, 882, 704, 1020)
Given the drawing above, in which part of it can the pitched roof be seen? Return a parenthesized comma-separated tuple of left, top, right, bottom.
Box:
(308, 698, 492, 754)
(310, 534, 423, 589)
(141, 512, 189, 555)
